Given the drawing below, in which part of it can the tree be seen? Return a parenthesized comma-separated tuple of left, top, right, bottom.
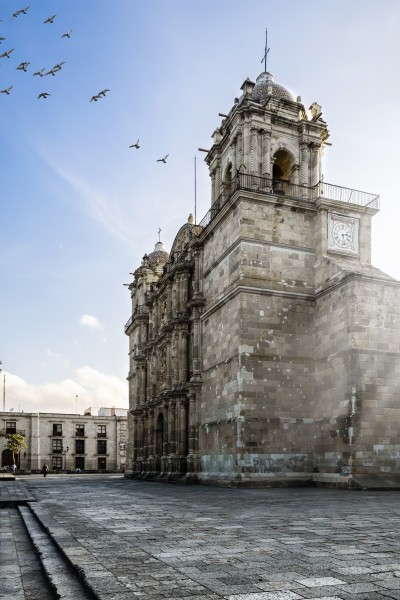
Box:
(5, 433, 28, 465)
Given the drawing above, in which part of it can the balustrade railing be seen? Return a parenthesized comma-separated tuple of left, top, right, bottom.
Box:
(198, 173, 380, 230)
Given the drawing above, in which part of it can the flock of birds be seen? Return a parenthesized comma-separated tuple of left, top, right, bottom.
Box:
(0, 6, 76, 100)
(0, 4, 170, 163)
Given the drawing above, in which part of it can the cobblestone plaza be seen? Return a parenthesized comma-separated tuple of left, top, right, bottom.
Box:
(2, 475, 400, 599)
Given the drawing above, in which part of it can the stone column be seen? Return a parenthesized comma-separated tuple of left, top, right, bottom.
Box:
(166, 342, 172, 388)
(167, 283, 172, 320)
(193, 249, 200, 294)
(231, 138, 237, 181)
(181, 272, 189, 314)
(148, 409, 155, 470)
(179, 328, 188, 383)
(310, 144, 320, 187)
(300, 142, 309, 185)
(236, 132, 243, 173)
(250, 127, 258, 175)
(162, 402, 169, 459)
(210, 168, 216, 205)
(262, 130, 271, 179)
(132, 414, 138, 464)
(168, 401, 176, 456)
(175, 274, 181, 315)
(178, 398, 188, 458)
(187, 386, 200, 474)
(215, 161, 221, 201)
(243, 121, 250, 173)
(137, 413, 144, 468)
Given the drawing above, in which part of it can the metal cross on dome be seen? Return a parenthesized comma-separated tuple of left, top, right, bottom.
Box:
(261, 28, 270, 72)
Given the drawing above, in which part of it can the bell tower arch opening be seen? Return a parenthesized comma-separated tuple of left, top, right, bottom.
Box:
(272, 149, 295, 195)
(272, 149, 294, 182)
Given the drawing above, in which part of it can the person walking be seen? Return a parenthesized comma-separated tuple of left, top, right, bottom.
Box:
(41, 463, 49, 477)
(11, 464, 17, 475)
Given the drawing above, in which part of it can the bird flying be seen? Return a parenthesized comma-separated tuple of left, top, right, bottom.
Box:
(0, 48, 15, 59)
(52, 62, 65, 71)
(16, 62, 30, 72)
(43, 14, 56, 24)
(44, 68, 57, 76)
(129, 139, 140, 149)
(33, 68, 45, 77)
(157, 154, 169, 163)
(61, 30, 72, 39)
(37, 92, 50, 99)
(98, 89, 110, 97)
(0, 86, 13, 95)
(90, 95, 100, 102)
(11, 6, 30, 19)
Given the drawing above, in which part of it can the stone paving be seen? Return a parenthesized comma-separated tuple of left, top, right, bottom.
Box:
(0, 507, 57, 600)
(3, 475, 400, 599)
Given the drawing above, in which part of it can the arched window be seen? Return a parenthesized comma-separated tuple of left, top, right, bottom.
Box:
(272, 149, 294, 195)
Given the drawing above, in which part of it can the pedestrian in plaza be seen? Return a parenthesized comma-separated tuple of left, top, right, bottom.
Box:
(41, 463, 49, 477)
(11, 464, 17, 475)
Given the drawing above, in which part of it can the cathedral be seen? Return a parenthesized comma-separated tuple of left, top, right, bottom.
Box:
(124, 68, 400, 488)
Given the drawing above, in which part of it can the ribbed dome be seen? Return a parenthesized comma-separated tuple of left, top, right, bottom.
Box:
(251, 72, 295, 103)
(148, 241, 169, 268)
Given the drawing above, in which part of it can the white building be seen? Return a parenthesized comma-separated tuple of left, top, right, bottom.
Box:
(0, 409, 128, 473)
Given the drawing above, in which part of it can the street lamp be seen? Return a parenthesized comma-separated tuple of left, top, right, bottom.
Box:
(62, 446, 69, 473)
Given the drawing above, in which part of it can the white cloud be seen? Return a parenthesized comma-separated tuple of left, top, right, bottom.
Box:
(42, 156, 133, 245)
(4, 368, 128, 414)
(80, 314, 103, 330)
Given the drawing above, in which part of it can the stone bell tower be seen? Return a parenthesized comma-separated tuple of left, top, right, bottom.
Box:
(125, 65, 400, 488)
(206, 71, 329, 208)
(195, 68, 400, 488)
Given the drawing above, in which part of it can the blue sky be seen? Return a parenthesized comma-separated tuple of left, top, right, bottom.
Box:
(1, 0, 400, 413)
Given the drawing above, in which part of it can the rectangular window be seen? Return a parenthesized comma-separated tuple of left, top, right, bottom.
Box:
(75, 424, 85, 437)
(6, 422, 16, 434)
(97, 425, 106, 437)
(97, 440, 107, 455)
(75, 439, 85, 454)
(75, 457, 85, 470)
(98, 457, 106, 470)
(52, 456, 62, 470)
(52, 439, 62, 454)
(52, 423, 62, 436)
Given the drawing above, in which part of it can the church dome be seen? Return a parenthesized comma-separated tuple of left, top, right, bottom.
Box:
(251, 72, 295, 103)
(148, 241, 169, 268)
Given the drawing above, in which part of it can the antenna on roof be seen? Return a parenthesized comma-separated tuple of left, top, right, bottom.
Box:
(261, 27, 270, 72)
(158, 227, 161, 242)
(194, 155, 197, 225)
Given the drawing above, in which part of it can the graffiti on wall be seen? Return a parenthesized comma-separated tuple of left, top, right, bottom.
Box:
(252, 454, 308, 473)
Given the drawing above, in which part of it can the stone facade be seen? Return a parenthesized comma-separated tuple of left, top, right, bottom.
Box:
(125, 70, 400, 487)
(0, 410, 128, 473)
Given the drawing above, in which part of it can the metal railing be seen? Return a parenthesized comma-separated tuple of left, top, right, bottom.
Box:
(317, 181, 380, 209)
(198, 173, 380, 230)
(125, 305, 148, 332)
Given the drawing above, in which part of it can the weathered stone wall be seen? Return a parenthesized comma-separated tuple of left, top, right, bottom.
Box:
(313, 277, 400, 480)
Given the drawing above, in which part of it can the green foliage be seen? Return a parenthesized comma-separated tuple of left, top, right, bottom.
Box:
(5, 433, 28, 463)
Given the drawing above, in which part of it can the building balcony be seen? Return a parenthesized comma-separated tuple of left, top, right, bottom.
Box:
(0, 429, 26, 436)
(198, 173, 380, 229)
(125, 305, 148, 333)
